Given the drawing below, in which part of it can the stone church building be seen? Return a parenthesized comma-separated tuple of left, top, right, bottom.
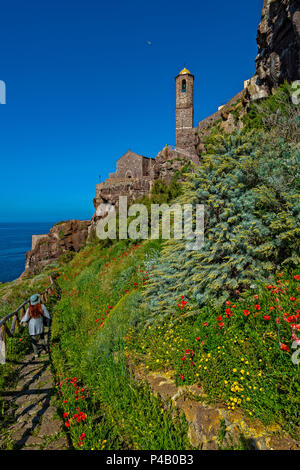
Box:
(92, 66, 249, 223)
(108, 150, 155, 181)
(92, 67, 201, 221)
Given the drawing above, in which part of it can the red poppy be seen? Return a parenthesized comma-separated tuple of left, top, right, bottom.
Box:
(243, 310, 250, 316)
(264, 315, 270, 321)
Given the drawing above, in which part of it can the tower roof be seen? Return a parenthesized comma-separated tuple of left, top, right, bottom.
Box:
(179, 67, 192, 75)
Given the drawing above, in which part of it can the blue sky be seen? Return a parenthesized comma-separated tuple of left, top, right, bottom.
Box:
(0, 0, 263, 222)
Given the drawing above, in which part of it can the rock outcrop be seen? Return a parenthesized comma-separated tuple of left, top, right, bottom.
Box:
(130, 361, 300, 450)
(194, 90, 245, 155)
(23, 220, 90, 277)
(246, 0, 300, 101)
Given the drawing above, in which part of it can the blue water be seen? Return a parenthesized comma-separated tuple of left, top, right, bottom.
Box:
(0, 222, 55, 283)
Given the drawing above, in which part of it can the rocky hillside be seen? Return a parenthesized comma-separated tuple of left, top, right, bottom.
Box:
(23, 220, 90, 277)
(246, 0, 300, 101)
(196, 0, 300, 145)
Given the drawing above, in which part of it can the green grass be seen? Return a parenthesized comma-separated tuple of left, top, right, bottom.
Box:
(50, 239, 190, 450)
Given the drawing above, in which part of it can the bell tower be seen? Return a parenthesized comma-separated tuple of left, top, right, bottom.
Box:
(175, 68, 195, 152)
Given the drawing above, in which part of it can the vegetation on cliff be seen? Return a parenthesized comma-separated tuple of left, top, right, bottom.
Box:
(146, 83, 300, 311)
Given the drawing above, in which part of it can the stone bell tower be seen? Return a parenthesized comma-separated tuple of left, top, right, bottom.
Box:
(175, 68, 195, 153)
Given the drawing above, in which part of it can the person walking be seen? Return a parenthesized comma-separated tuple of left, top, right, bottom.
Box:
(21, 294, 52, 358)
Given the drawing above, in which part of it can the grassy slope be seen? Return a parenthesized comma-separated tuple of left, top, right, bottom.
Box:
(50, 239, 190, 450)
(49, 236, 299, 449)
(128, 270, 300, 435)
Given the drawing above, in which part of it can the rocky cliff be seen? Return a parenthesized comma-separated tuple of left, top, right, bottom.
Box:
(247, 0, 300, 100)
(196, 0, 300, 145)
(22, 220, 90, 277)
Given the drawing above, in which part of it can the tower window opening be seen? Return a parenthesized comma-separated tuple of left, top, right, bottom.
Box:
(182, 79, 186, 93)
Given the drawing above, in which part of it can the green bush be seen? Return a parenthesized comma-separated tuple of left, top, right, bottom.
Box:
(145, 94, 300, 312)
(243, 82, 300, 143)
(58, 251, 76, 265)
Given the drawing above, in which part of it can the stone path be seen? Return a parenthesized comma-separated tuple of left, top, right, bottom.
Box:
(0, 350, 69, 450)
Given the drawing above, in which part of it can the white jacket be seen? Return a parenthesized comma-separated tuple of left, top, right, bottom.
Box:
(21, 304, 51, 336)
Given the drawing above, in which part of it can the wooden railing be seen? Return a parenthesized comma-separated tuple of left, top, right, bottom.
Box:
(0, 276, 54, 365)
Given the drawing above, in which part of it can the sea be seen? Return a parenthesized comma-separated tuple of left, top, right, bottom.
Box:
(0, 222, 55, 283)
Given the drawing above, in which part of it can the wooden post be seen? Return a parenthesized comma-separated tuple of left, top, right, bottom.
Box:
(10, 313, 19, 335)
(0, 324, 6, 365)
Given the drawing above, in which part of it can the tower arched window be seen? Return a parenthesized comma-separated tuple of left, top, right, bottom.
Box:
(182, 79, 186, 93)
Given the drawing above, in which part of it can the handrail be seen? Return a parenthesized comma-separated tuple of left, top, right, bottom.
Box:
(0, 276, 54, 365)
